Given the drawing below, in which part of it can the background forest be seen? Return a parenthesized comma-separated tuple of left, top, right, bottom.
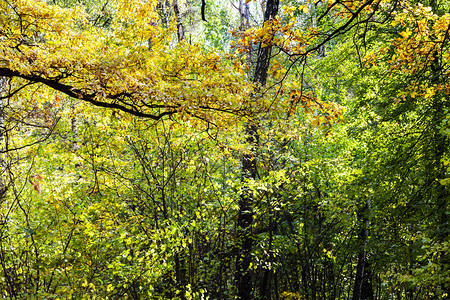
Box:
(0, 0, 448, 299)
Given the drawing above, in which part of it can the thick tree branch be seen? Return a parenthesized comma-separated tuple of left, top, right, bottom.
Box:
(0, 67, 176, 120)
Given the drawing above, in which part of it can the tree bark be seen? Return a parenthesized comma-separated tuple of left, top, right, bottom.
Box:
(173, 0, 184, 42)
(352, 199, 373, 300)
(161, 0, 170, 28)
(235, 1, 279, 299)
(239, 0, 252, 66)
(0, 77, 7, 201)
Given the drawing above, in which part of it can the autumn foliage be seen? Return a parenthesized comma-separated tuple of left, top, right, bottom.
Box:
(0, 0, 448, 299)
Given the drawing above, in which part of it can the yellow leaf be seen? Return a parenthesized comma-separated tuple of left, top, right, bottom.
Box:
(400, 29, 412, 38)
(311, 117, 320, 126)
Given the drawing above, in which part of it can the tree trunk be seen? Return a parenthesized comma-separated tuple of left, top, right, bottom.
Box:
(173, 0, 184, 42)
(235, 1, 279, 299)
(0, 77, 7, 201)
(239, 0, 252, 66)
(352, 199, 373, 300)
(161, 0, 170, 28)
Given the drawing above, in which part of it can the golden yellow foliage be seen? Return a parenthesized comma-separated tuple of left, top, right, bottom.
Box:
(0, 0, 254, 125)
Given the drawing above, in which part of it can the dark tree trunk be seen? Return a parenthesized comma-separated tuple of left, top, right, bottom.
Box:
(253, 0, 279, 87)
(352, 200, 373, 300)
(235, 1, 279, 299)
(0, 77, 7, 201)
(236, 123, 258, 300)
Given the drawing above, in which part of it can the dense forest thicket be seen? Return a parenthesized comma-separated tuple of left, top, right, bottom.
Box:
(0, 0, 448, 299)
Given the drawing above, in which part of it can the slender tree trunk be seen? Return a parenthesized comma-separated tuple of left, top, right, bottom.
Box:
(161, 0, 170, 28)
(173, 0, 184, 42)
(70, 104, 79, 151)
(352, 199, 373, 300)
(0, 77, 13, 296)
(0, 77, 7, 201)
(239, 0, 252, 65)
(235, 1, 279, 299)
(236, 122, 258, 299)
